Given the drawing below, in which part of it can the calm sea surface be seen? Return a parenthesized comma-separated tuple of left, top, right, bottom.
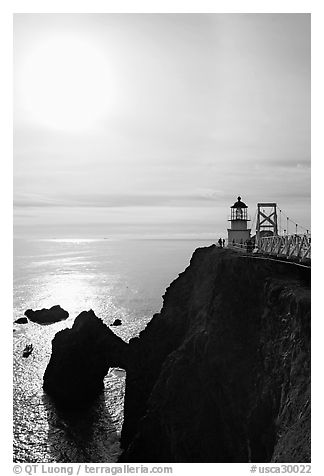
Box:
(13, 237, 213, 462)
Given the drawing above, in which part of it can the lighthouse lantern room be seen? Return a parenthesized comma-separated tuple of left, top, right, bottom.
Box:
(227, 196, 251, 247)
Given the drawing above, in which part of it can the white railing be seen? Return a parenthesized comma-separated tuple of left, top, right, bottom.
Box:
(257, 234, 311, 262)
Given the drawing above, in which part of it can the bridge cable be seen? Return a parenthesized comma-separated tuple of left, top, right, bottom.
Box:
(277, 204, 310, 235)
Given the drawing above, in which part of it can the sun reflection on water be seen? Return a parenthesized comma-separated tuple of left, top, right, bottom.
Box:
(13, 242, 139, 463)
(14, 236, 199, 462)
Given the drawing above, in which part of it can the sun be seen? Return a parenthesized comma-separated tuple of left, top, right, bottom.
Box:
(18, 34, 113, 131)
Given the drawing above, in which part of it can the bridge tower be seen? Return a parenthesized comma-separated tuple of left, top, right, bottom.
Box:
(255, 203, 278, 246)
(227, 196, 251, 247)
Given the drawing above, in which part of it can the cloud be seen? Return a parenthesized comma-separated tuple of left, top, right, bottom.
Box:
(13, 14, 310, 237)
(13, 191, 227, 209)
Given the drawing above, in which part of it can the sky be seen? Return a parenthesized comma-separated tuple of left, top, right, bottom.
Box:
(13, 13, 311, 238)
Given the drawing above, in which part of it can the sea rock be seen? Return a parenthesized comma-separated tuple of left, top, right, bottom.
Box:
(25, 305, 69, 325)
(119, 247, 311, 463)
(111, 319, 122, 326)
(23, 344, 33, 358)
(14, 317, 28, 324)
(43, 309, 128, 408)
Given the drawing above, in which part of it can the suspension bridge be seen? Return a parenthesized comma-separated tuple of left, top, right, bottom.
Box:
(227, 200, 311, 266)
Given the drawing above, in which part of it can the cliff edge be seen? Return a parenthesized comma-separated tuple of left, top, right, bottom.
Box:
(119, 246, 310, 462)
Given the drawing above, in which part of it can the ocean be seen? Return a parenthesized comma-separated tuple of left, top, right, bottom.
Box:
(13, 237, 214, 462)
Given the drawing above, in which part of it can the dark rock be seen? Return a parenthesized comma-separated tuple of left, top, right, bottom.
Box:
(43, 309, 128, 408)
(119, 247, 310, 463)
(111, 319, 122, 326)
(14, 317, 28, 324)
(23, 344, 33, 358)
(25, 305, 69, 325)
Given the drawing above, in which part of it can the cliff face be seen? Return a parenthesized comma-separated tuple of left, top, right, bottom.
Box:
(120, 246, 310, 463)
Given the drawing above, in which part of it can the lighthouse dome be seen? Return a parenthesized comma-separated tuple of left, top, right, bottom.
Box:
(231, 196, 248, 209)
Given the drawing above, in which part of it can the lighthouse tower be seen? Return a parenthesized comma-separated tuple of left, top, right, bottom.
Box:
(227, 196, 251, 247)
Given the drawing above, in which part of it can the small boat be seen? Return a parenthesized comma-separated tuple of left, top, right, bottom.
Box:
(23, 344, 33, 358)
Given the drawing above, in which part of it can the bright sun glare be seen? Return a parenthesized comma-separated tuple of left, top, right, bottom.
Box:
(19, 34, 112, 131)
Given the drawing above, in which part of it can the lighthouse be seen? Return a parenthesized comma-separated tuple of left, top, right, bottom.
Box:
(227, 196, 251, 247)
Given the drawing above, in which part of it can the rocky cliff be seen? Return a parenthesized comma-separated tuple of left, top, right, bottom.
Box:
(43, 310, 128, 408)
(43, 246, 310, 462)
(119, 246, 310, 463)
